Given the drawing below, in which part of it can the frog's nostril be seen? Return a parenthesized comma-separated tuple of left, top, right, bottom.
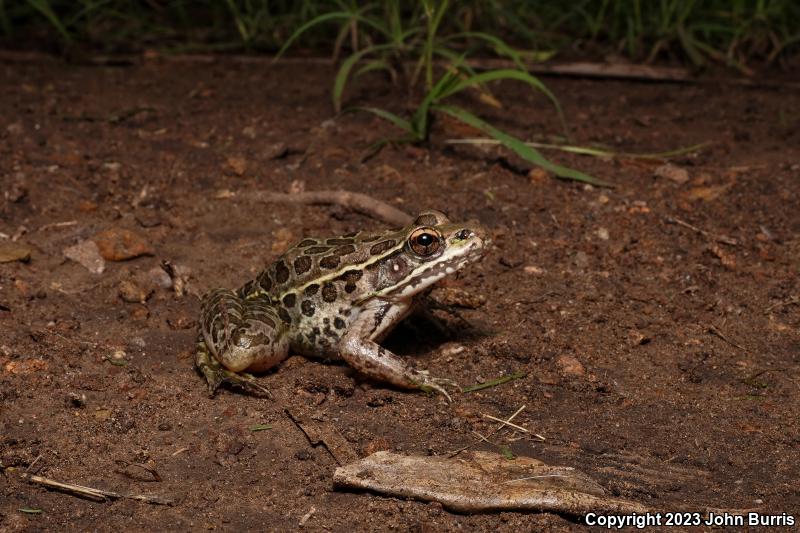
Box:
(455, 229, 473, 240)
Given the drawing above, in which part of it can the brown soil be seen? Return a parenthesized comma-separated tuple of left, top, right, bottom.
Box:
(1, 57, 798, 532)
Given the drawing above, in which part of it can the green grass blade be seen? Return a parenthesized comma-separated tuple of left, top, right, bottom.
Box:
(463, 371, 526, 393)
(354, 58, 393, 78)
(436, 69, 566, 134)
(445, 31, 527, 70)
(445, 138, 710, 160)
(275, 11, 387, 60)
(434, 105, 608, 186)
(352, 106, 413, 134)
(333, 44, 393, 112)
(25, 0, 71, 42)
(413, 67, 461, 139)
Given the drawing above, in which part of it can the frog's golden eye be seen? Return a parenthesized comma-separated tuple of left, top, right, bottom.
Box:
(409, 228, 441, 256)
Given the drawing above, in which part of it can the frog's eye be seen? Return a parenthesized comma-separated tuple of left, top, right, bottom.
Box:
(409, 228, 441, 256)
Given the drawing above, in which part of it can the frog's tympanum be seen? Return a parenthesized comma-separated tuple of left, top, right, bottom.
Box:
(196, 210, 488, 401)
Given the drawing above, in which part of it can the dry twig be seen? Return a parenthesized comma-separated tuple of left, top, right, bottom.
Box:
(765, 297, 799, 313)
(450, 405, 544, 457)
(664, 216, 738, 246)
(247, 190, 413, 227)
(708, 324, 745, 351)
(20, 472, 173, 505)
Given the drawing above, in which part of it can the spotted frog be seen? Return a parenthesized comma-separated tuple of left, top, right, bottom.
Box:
(196, 210, 489, 400)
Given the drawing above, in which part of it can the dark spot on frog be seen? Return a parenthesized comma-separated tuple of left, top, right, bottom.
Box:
(342, 231, 359, 238)
(301, 300, 315, 317)
(334, 317, 346, 329)
(367, 250, 402, 271)
(297, 239, 318, 248)
(256, 271, 273, 291)
(327, 237, 355, 245)
(334, 244, 356, 256)
(293, 255, 312, 275)
(361, 235, 382, 243)
(304, 284, 319, 296)
(282, 293, 296, 307)
(377, 346, 386, 358)
(312, 327, 321, 335)
(337, 269, 363, 293)
(414, 213, 440, 226)
(322, 282, 337, 302)
(278, 307, 292, 324)
(305, 246, 331, 255)
(370, 239, 396, 255)
(320, 255, 340, 269)
(275, 261, 290, 283)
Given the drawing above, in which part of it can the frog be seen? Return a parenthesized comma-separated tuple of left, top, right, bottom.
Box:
(195, 209, 489, 401)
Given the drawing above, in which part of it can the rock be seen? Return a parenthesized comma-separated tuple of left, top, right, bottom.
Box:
(529, 167, 552, 184)
(92, 228, 154, 261)
(166, 311, 196, 330)
(431, 287, 486, 309)
(118, 279, 153, 303)
(627, 330, 650, 346)
(225, 156, 247, 176)
(523, 265, 545, 275)
(0, 243, 32, 263)
(684, 184, 732, 202)
(148, 266, 173, 289)
(440, 343, 466, 358)
(596, 227, 610, 241)
(654, 163, 689, 184)
(134, 208, 162, 228)
(63, 240, 106, 274)
(556, 355, 586, 377)
(4, 358, 48, 374)
(709, 244, 736, 270)
(574, 251, 590, 269)
(13, 279, 30, 297)
(67, 392, 87, 408)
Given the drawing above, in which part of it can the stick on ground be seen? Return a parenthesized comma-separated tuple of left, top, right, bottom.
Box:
(20, 472, 173, 506)
(248, 190, 413, 227)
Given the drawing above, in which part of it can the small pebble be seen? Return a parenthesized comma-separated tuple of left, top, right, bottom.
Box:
(523, 265, 545, 275)
(556, 355, 586, 377)
(654, 163, 690, 184)
(93, 228, 154, 261)
(64, 240, 105, 274)
(118, 279, 153, 303)
(67, 392, 86, 408)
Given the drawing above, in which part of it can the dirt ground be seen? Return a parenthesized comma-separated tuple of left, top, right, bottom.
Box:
(0, 56, 798, 532)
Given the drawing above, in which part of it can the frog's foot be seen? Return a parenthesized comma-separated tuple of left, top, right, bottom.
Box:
(195, 339, 271, 398)
(414, 372, 461, 403)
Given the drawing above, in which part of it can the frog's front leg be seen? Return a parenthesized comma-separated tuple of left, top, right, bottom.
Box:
(338, 299, 459, 401)
(197, 288, 289, 396)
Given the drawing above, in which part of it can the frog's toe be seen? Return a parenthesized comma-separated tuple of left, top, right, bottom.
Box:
(218, 369, 272, 398)
(418, 376, 461, 402)
(197, 345, 271, 398)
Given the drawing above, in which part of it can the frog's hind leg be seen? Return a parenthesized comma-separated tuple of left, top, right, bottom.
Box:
(197, 288, 289, 397)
